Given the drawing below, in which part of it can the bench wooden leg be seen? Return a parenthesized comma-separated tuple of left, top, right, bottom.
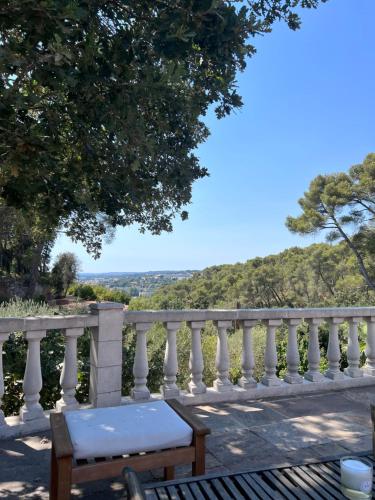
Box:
(49, 450, 72, 500)
(192, 434, 205, 476)
(164, 466, 175, 481)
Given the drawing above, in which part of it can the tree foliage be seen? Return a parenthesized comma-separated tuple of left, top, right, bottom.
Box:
(286, 153, 375, 290)
(0, 0, 325, 256)
(0, 199, 56, 296)
(129, 242, 374, 310)
(51, 252, 80, 297)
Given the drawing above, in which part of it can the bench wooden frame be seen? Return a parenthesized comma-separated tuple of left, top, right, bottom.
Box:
(49, 399, 210, 499)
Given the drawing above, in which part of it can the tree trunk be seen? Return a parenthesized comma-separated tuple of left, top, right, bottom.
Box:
(331, 215, 375, 291)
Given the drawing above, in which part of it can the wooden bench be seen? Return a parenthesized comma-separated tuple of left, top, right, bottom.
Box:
(50, 399, 210, 500)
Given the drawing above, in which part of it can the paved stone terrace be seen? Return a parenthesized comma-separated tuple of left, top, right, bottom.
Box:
(1, 387, 374, 498)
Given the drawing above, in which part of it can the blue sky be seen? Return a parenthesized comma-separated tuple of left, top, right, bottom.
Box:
(52, 0, 375, 272)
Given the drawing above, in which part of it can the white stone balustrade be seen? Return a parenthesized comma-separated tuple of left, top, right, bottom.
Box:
(285, 319, 303, 384)
(161, 322, 181, 398)
(325, 318, 345, 380)
(261, 319, 282, 386)
(0, 333, 8, 426)
(305, 318, 324, 382)
(20, 330, 47, 423)
(56, 328, 85, 411)
(364, 317, 375, 376)
(188, 321, 206, 395)
(239, 320, 257, 389)
(1, 306, 375, 438)
(345, 318, 363, 378)
(213, 321, 233, 392)
(131, 322, 151, 401)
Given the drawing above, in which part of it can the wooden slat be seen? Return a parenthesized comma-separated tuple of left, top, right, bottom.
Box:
(251, 472, 284, 500)
(187, 482, 206, 500)
(71, 447, 195, 483)
(300, 465, 343, 499)
(290, 466, 336, 499)
(234, 474, 262, 499)
(178, 483, 195, 500)
(221, 476, 245, 499)
(210, 478, 232, 500)
(198, 480, 217, 500)
(241, 473, 273, 499)
(50, 413, 73, 459)
(166, 400, 210, 436)
(262, 470, 298, 500)
(166, 485, 180, 500)
(282, 468, 323, 500)
(154, 486, 169, 500)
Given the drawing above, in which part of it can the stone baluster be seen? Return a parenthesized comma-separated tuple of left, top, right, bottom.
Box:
(20, 330, 47, 423)
(284, 319, 303, 384)
(0, 333, 8, 426)
(325, 318, 344, 380)
(131, 323, 152, 401)
(187, 321, 206, 395)
(213, 321, 233, 392)
(364, 317, 375, 376)
(161, 322, 180, 398)
(56, 328, 84, 411)
(305, 318, 324, 382)
(261, 320, 282, 386)
(239, 320, 257, 389)
(344, 318, 363, 378)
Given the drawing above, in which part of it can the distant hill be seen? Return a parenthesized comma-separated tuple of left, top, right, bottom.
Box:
(78, 270, 198, 297)
(128, 243, 375, 309)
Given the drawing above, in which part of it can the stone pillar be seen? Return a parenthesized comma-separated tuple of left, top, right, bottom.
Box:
(345, 318, 363, 378)
(131, 322, 151, 401)
(305, 318, 324, 382)
(213, 321, 233, 392)
(261, 319, 282, 387)
(187, 321, 206, 395)
(239, 320, 257, 389)
(284, 319, 303, 384)
(0, 333, 8, 426)
(56, 328, 84, 411)
(89, 302, 124, 407)
(20, 330, 47, 422)
(364, 317, 375, 376)
(325, 318, 344, 380)
(161, 322, 180, 399)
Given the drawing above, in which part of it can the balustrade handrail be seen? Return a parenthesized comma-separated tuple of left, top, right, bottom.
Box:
(0, 314, 98, 333)
(124, 306, 375, 324)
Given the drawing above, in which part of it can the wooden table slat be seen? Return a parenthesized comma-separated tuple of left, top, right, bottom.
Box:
(153, 486, 169, 500)
(144, 454, 375, 499)
(299, 465, 343, 499)
(291, 466, 338, 500)
(262, 470, 299, 500)
(241, 473, 274, 500)
(178, 483, 195, 500)
(282, 467, 323, 500)
(187, 482, 206, 500)
(232, 474, 262, 499)
(198, 480, 217, 500)
(221, 476, 246, 499)
(210, 478, 232, 500)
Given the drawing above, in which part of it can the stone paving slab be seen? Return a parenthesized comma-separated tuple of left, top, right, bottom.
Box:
(0, 387, 374, 498)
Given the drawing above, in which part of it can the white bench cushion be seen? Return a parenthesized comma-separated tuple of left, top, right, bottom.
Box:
(65, 400, 193, 460)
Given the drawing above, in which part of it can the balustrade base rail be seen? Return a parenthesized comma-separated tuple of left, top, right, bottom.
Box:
(2, 375, 375, 440)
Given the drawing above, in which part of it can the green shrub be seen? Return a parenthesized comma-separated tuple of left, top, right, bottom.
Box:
(68, 283, 130, 304)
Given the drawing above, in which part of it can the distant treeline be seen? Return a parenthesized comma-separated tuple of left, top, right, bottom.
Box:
(130, 243, 375, 310)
